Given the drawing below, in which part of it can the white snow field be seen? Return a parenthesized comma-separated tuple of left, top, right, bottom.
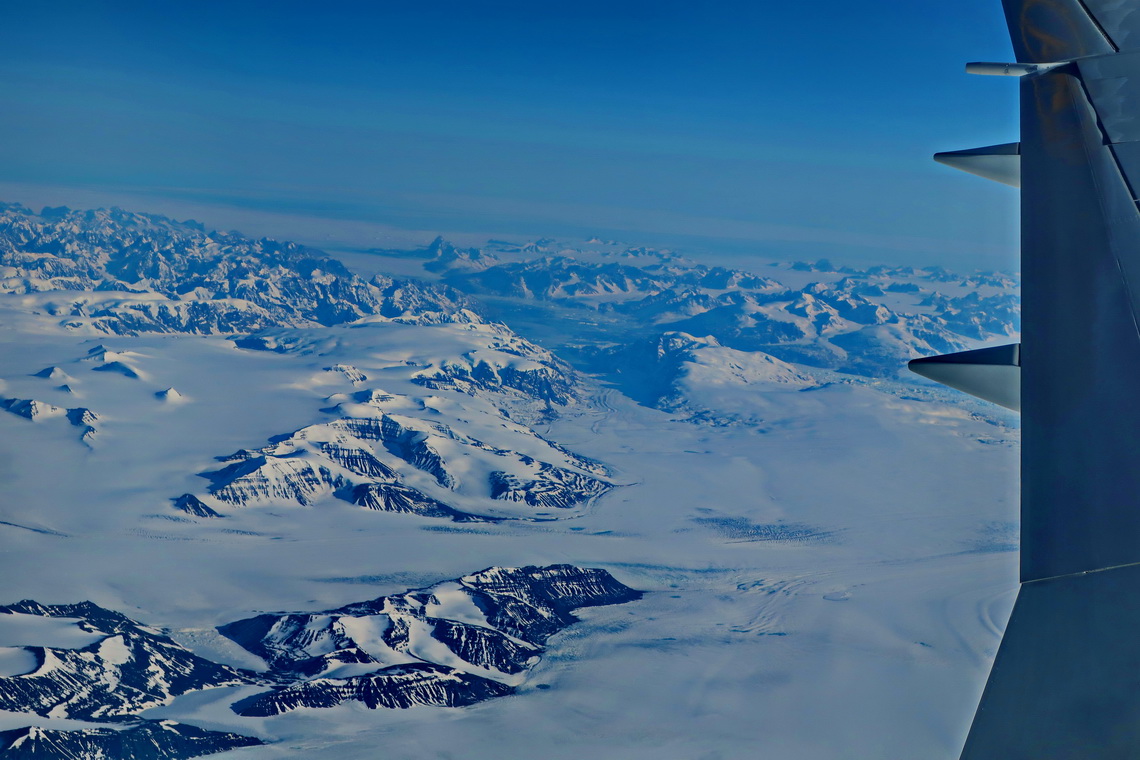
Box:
(0, 206, 1020, 759)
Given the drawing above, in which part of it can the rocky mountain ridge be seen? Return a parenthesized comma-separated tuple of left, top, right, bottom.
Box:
(220, 564, 642, 715)
(0, 722, 263, 759)
(0, 203, 470, 335)
(0, 565, 641, 752)
(0, 601, 254, 720)
(181, 377, 610, 521)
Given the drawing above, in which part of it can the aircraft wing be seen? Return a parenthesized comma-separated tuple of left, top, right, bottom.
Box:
(917, 1, 1140, 757)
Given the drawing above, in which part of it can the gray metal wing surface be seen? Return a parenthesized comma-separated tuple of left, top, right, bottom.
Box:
(916, 1, 1140, 757)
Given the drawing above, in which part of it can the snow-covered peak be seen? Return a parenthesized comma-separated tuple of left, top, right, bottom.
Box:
(154, 387, 186, 403)
(31, 366, 72, 382)
(0, 398, 66, 421)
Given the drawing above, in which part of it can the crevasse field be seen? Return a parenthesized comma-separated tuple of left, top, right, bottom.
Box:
(0, 204, 1019, 759)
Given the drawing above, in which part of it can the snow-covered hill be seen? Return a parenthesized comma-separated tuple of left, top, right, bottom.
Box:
(592, 331, 818, 411)
(233, 315, 583, 423)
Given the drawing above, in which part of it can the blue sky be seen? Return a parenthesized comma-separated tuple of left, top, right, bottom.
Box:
(0, 1, 1019, 268)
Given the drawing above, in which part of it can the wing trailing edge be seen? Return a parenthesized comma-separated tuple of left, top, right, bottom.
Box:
(960, 563, 1140, 759)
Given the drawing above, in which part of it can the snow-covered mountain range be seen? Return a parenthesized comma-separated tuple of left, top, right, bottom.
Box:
(189, 392, 611, 521)
(0, 203, 469, 335)
(0, 566, 639, 756)
(432, 243, 1019, 380)
(0, 600, 253, 721)
(223, 564, 641, 716)
(0, 722, 263, 760)
(0, 202, 1021, 759)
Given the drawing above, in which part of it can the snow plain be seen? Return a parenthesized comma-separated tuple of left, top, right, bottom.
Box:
(0, 235, 1019, 758)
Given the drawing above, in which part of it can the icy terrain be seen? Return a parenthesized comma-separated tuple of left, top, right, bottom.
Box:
(0, 205, 1020, 758)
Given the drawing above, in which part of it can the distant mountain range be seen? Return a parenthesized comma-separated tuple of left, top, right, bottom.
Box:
(429, 246, 1019, 379)
(0, 202, 1019, 404)
(0, 203, 470, 335)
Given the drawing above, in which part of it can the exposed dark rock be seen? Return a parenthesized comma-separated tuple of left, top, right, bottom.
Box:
(428, 618, 537, 674)
(0, 601, 253, 720)
(349, 483, 484, 521)
(461, 565, 643, 645)
(232, 663, 513, 716)
(442, 252, 1018, 380)
(65, 408, 97, 427)
(411, 357, 576, 407)
(0, 721, 263, 759)
(316, 442, 397, 480)
(172, 494, 222, 518)
(218, 564, 641, 715)
(488, 464, 611, 509)
(0, 399, 64, 422)
(90, 361, 139, 378)
(206, 456, 344, 507)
